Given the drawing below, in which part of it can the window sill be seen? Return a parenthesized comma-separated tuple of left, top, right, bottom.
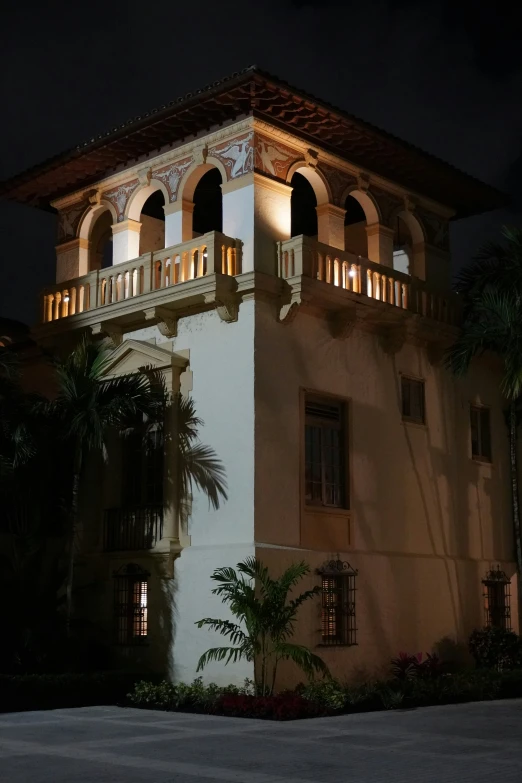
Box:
(304, 504, 350, 516)
(317, 643, 358, 649)
(471, 457, 493, 467)
(401, 418, 427, 430)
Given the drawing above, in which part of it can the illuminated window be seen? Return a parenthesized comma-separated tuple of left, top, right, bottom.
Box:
(318, 560, 357, 646)
(305, 395, 347, 508)
(470, 406, 492, 462)
(113, 564, 149, 645)
(401, 376, 425, 424)
(482, 566, 511, 630)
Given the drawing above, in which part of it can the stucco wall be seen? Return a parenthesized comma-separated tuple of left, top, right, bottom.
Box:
(253, 299, 517, 684)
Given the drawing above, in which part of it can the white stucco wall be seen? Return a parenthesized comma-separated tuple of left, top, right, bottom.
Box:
(128, 299, 256, 684)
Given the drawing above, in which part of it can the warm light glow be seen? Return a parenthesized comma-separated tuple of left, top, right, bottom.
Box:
(63, 295, 70, 302)
(348, 269, 356, 278)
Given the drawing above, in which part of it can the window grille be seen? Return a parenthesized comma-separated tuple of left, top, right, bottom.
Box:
(317, 560, 357, 646)
(470, 406, 492, 461)
(305, 396, 347, 508)
(113, 564, 149, 645)
(482, 566, 511, 630)
(401, 376, 425, 424)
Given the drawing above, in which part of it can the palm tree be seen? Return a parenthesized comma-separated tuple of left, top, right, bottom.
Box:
(447, 233, 522, 628)
(196, 558, 330, 695)
(41, 337, 161, 631)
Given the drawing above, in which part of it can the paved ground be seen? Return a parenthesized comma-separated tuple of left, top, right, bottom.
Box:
(1, 700, 522, 782)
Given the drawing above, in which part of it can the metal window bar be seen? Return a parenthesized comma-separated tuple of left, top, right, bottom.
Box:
(482, 566, 511, 630)
(318, 560, 357, 646)
(305, 397, 346, 508)
(113, 567, 149, 645)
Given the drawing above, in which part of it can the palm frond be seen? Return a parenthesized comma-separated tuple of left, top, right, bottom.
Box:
(194, 617, 247, 646)
(272, 642, 330, 678)
(196, 644, 252, 671)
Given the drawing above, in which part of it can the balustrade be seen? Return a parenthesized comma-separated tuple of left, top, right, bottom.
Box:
(278, 235, 459, 326)
(41, 231, 241, 323)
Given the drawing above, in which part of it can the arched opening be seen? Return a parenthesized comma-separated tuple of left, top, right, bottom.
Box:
(89, 209, 114, 271)
(139, 190, 165, 255)
(344, 195, 368, 256)
(291, 172, 317, 238)
(393, 215, 414, 275)
(192, 169, 222, 236)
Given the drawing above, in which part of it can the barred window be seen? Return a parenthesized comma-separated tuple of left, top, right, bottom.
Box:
(113, 564, 149, 645)
(122, 416, 164, 508)
(471, 406, 492, 462)
(305, 396, 347, 508)
(482, 566, 511, 630)
(318, 560, 357, 646)
(401, 376, 425, 424)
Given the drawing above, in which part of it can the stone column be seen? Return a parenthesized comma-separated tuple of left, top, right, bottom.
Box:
(111, 219, 141, 264)
(366, 223, 394, 266)
(222, 174, 254, 273)
(316, 204, 346, 250)
(56, 238, 90, 283)
(253, 173, 292, 275)
(164, 200, 195, 246)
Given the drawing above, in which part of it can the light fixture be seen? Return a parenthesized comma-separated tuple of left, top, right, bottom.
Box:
(348, 269, 356, 278)
(63, 295, 70, 302)
(203, 251, 208, 259)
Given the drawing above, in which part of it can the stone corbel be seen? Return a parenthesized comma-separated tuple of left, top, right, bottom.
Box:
(329, 308, 357, 340)
(305, 148, 319, 169)
(379, 323, 407, 355)
(91, 321, 123, 346)
(192, 143, 208, 166)
(86, 189, 102, 207)
(203, 291, 239, 323)
(426, 341, 446, 367)
(357, 173, 371, 193)
(143, 306, 178, 337)
(278, 286, 313, 325)
(138, 167, 152, 187)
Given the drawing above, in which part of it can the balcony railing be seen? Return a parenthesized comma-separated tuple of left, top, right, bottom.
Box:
(104, 505, 163, 552)
(278, 236, 460, 326)
(42, 231, 240, 323)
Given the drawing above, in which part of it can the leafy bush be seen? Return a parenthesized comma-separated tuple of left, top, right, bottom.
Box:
(299, 679, 347, 710)
(128, 677, 255, 711)
(391, 652, 444, 680)
(217, 692, 327, 720)
(468, 628, 522, 671)
(0, 671, 152, 713)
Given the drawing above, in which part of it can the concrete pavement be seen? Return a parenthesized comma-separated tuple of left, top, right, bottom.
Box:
(1, 699, 521, 782)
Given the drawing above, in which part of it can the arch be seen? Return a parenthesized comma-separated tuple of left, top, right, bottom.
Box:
(286, 161, 331, 206)
(77, 201, 117, 242)
(391, 208, 426, 245)
(390, 209, 426, 278)
(126, 180, 169, 222)
(340, 187, 381, 226)
(83, 206, 116, 272)
(178, 159, 228, 203)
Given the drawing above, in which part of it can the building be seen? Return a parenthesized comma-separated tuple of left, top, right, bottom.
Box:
(1, 67, 516, 686)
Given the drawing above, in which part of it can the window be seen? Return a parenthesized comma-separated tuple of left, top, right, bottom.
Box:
(122, 418, 164, 508)
(470, 406, 492, 462)
(482, 567, 511, 630)
(401, 376, 425, 424)
(318, 560, 357, 646)
(113, 564, 149, 645)
(305, 395, 347, 508)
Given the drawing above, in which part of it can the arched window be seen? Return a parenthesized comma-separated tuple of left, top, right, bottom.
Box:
(193, 168, 223, 236)
(393, 216, 413, 275)
(89, 209, 113, 272)
(344, 195, 368, 257)
(291, 172, 317, 238)
(139, 190, 166, 255)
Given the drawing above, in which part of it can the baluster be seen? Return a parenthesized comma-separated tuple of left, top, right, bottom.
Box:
(45, 295, 53, 323)
(53, 292, 61, 320)
(70, 288, 77, 315)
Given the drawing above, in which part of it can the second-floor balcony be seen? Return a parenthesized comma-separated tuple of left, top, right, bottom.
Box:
(41, 231, 241, 327)
(104, 505, 163, 552)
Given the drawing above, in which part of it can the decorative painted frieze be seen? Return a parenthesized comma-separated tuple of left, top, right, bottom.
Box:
(417, 209, 450, 250)
(254, 134, 299, 180)
(209, 131, 254, 179)
(370, 187, 403, 227)
(152, 157, 193, 203)
(57, 202, 86, 243)
(318, 162, 357, 207)
(103, 180, 139, 222)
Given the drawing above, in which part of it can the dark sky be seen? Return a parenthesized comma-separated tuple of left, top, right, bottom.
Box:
(1, 0, 521, 324)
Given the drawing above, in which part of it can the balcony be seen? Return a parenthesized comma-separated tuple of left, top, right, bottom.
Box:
(40, 231, 241, 334)
(278, 235, 460, 335)
(104, 505, 163, 552)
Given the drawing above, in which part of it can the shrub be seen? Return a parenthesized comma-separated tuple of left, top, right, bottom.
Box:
(299, 679, 347, 710)
(128, 677, 256, 711)
(0, 671, 151, 713)
(468, 627, 522, 671)
(216, 692, 327, 720)
(391, 652, 444, 681)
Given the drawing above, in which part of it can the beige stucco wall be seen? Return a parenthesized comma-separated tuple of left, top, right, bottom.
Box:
(139, 215, 165, 255)
(253, 299, 517, 686)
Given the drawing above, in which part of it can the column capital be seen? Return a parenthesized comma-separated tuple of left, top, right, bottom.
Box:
(111, 219, 141, 235)
(163, 199, 194, 216)
(366, 222, 394, 238)
(315, 203, 346, 219)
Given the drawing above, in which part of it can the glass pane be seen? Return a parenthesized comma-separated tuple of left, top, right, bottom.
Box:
(480, 409, 491, 460)
(305, 425, 323, 502)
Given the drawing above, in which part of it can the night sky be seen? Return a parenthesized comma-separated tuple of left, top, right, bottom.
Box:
(1, 0, 521, 325)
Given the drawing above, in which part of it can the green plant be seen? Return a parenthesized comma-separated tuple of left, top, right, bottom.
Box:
(195, 558, 330, 695)
(468, 627, 522, 671)
(300, 679, 347, 710)
(378, 685, 404, 710)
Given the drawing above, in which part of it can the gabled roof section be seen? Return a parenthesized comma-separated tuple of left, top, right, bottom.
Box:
(0, 66, 507, 218)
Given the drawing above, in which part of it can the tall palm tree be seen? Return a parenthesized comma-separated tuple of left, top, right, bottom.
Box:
(196, 558, 329, 695)
(447, 229, 522, 628)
